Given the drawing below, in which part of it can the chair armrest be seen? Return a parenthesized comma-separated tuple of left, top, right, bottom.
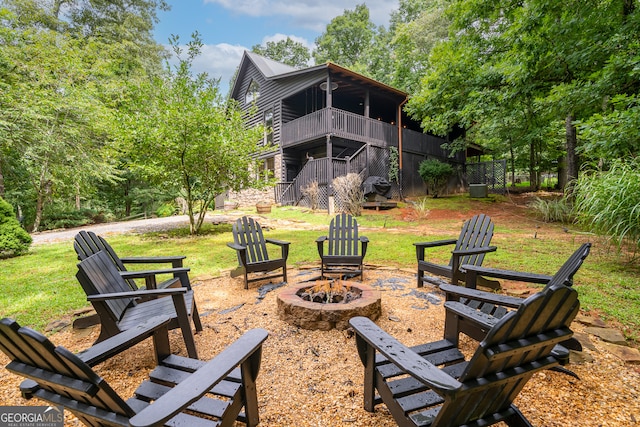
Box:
(86, 287, 187, 302)
(265, 238, 290, 247)
(349, 317, 461, 394)
(120, 255, 186, 269)
(413, 238, 458, 249)
(414, 238, 458, 261)
(460, 264, 553, 284)
(444, 301, 499, 330)
(129, 328, 269, 427)
(451, 246, 497, 256)
(226, 242, 245, 252)
(77, 315, 171, 366)
(439, 283, 524, 307)
(359, 236, 369, 243)
(315, 236, 328, 243)
(119, 268, 190, 280)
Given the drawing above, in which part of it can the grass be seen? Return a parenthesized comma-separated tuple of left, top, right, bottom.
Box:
(1, 199, 638, 343)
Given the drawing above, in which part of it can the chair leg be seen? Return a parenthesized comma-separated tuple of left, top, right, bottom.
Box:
(171, 294, 198, 359)
(191, 302, 203, 332)
(282, 265, 287, 283)
(417, 268, 424, 288)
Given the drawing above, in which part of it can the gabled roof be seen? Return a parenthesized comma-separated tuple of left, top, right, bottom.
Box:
(244, 51, 298, 78)
(230, 51, 408, 99)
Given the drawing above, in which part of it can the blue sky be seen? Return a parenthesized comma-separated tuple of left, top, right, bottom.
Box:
(153, 0, 399, 94)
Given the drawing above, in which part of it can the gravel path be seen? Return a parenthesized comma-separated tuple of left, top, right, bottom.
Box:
(29, 213, 237, 245)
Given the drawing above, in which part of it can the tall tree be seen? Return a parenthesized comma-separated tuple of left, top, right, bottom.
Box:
(313, 3, 375, 68)
(119, 34, 267, 235)
(251, 37, 310, 68)
(408, 0, 635, 190)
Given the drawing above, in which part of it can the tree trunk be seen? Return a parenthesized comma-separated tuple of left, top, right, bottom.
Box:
(32, 180, 52, 233)
(565, 114, 578, 192)
(529, 142, 539, 190)
(509, 145, 515, 187)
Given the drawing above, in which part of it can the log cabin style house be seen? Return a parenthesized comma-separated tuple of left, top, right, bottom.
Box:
(229, 51, 469, 209)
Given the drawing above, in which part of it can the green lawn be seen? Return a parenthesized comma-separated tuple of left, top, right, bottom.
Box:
(1, 199, 638, 343)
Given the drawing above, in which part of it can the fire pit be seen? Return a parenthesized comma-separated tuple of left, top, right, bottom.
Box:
(277, 280, 381, 331)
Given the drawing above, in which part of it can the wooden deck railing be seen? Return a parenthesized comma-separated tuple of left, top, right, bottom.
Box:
(281, 107, 398, 147)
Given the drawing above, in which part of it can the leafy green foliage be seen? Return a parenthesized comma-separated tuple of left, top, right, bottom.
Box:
(118, 33, 266, 234)
(313, 4, 375, 68)
(251, 37, 310, 67)
(418, 159, 453, 197)
(0, 198, 31, 257)
(572, 159, 640, 255)
(528, 197, 573, 224)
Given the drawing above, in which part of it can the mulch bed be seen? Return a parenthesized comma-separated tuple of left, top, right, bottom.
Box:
(1, 267, 639, 426)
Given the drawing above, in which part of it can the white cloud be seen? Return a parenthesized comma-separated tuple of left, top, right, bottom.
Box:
(260, 33, 314, 50)
(204, 0, 398, 32)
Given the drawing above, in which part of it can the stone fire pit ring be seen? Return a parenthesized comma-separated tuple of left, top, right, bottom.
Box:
(277, 282, 381, 331)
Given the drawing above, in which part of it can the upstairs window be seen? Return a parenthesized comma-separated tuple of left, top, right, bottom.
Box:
(264, 109, 273, 145)
(245, 80, 260, 104)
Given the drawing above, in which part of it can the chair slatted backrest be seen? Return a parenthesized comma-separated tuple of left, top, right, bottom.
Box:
(0, 318, 134, 425)
(434, 282, 579, 425)
(327, 213, 360, 257)
(76, 251, 136, 322)
(74, 230, 137, 290)
(232, 217, 269, 264)
(453, 213, 494, 267)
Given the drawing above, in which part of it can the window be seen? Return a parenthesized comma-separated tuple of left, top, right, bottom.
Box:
(257, 157, 275, 181)
(245, 80, 260, 104)
(264, 109, 273, 145)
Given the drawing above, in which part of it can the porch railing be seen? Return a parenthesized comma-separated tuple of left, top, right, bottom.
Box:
(281, 107, 398, 147)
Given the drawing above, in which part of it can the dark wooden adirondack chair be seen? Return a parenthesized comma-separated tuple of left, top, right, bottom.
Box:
(316, 213, 369, 280)
(0, 317, 268, 427)
(414, 213, 497, 288)
(349, 282, 580, 427)
(227, 216, 290, 289)
(76, 251, 203, 358)
(74, 230, 192, 291)
(440, 243, 591, 370)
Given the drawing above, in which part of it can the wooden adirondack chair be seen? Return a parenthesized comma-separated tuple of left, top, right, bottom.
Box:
(349, 281, 580, 427)
(74, 230, 192, 291)
(414, 213, 497, 288)
(316, 213, 369, 280)
(440, 243, 591, 371)
(227, 216, 290, 289)
(76, 251, 203, 359)
(0, 317, 268, 427)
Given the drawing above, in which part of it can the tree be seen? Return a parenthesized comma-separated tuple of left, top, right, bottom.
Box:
(0, 197, 31, 257)
(251, 37, 310, 68)
(313, 4, 375, 68)
(119, 33, 267, 235)
(407, 0, 637, 190)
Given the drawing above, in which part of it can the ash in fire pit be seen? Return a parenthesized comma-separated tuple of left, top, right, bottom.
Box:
(297, 280, 361, 304)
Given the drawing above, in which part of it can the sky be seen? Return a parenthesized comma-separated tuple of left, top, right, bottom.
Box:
(153, 0, 399, 94)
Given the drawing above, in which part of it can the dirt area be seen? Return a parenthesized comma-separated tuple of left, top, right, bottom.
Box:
(2, 194, 639, 426)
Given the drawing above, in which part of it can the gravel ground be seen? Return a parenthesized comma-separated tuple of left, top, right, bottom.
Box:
(1, 267, 639, 426)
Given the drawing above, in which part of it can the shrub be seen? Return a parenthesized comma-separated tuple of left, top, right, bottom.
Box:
(572, 159, 640, 254)
(418, 159, 453, 197)
(528, 197, 574, 223)
(0, 198, 32, 257)
(156, 202, 177, 217)
(302, 181, 320, 210)
(333, 173, 364, 216)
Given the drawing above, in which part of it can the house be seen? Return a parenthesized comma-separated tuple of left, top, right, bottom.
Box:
(229, 51, 470, 209)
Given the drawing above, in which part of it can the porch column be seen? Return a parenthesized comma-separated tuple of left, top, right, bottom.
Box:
(364, 90, 370, 138)
(326, 134, 335, 215)
(325, 75, 333, 108)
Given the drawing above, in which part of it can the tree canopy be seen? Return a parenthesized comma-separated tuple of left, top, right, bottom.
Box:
(118, 34, 267, 235)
